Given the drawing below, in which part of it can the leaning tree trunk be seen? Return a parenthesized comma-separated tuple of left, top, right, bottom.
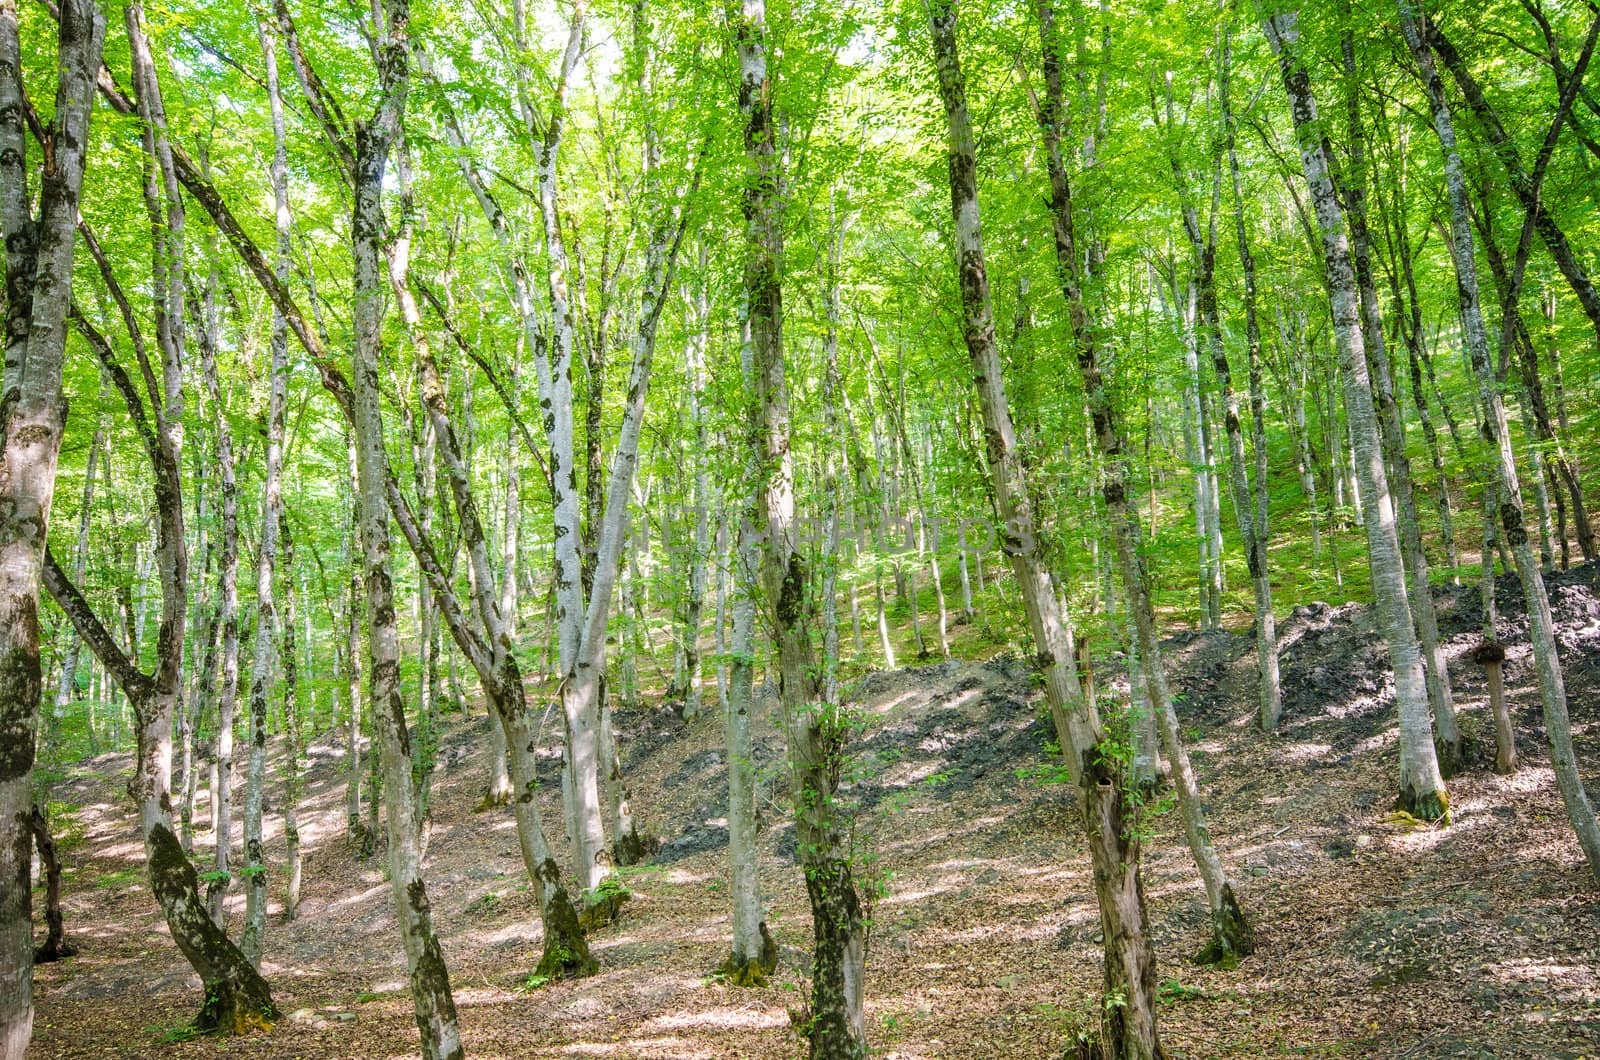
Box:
(1402, 6, 1600, 877)
(1264, 5, 1449, 821)
(46, 4, 281, 1028)
(935, 3, 1167, 1056)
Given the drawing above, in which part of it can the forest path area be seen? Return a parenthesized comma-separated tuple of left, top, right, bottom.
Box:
(29, 565, 1600, 1059)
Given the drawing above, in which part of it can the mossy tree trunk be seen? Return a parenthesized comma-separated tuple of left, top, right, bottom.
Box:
(737, 1, 867, 1053)
(933, 3, 1167, 1056)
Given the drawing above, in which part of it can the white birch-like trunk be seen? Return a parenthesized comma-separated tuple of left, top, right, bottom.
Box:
(1265, 7, 1448, 820)
(1403, 7, 1600, 874)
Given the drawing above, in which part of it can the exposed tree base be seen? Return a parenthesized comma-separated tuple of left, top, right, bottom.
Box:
(474, 789, 512, 812)
(1192, 884, 1255, 968)
(533, 859, 598, 980)
(1434, 733, 1469, 780)
(611, 824, 659, 868)
(194, 976, 279, 1036)
(34, 939, 79, 963)
(1399, 785, 1450, 824)
(716, 921, 780, 986)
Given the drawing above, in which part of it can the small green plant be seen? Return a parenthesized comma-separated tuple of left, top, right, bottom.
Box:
(921, 769, 953, 790)
(589, 874, 631, 905)
(1015, 761, 1074, 787)
(515, 972, 553, 994)
(1158, 979, 1205, 1004)
(148, 1022, 202, 1044)
(93, 868, 141, 890)
(464, 891, 504, 917)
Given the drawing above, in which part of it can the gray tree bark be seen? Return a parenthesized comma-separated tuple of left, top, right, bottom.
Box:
(1263, 6, 1449, 820)
(0, 4, 105, 1053)
(1403, 4, 1600, 877)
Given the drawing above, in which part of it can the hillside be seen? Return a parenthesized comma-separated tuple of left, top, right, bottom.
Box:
(29, 564, 1600, 1059)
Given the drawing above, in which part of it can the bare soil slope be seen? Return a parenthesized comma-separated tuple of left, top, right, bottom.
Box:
(30, 565, 1600, 1058)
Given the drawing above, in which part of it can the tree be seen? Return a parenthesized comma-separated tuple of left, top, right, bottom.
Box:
(1261, 3, 1450, 822)
(0, 3, 105, 1053)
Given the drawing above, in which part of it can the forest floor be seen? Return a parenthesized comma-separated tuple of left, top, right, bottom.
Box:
(29, 563, 1600, 1058)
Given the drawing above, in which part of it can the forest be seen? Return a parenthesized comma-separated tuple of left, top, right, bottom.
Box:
(3, 0, 1600, 1055)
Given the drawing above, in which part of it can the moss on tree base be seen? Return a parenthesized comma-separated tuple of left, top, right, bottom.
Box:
(1192, 883, 1255, 968)
(1400, 784, 1450, 824)
(1435, 733, 1470, 780)
(194, 978, 279, 1036)
(533, 859, 598, 979)
(612, 825, 659, 867)
(716, 922, 779, 987)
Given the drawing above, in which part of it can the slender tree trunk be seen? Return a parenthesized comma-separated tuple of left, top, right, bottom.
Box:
(1201, 38, 1281, 731)
(196, 268, 240, 922)
(1404, 6, 1600, 876)
(1385, 174, 1460, 582)
(1336, 22, 1461, 774)
(717, 509, 775, 984)
(344, 435, 367, 848)
(936, 4, 1167, 1055)
(240, 11, 295, 966)
(350, 6, 465, 1052)
(280, 526, 303, 921)
(1263, 7, 1449, 821)
(737, 3, 867, 1053)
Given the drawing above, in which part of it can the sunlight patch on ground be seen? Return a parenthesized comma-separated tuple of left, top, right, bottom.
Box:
(559, 1037, 707, 1057)
(867, 689, 928, 717)
(468, 920, 538, 947)
(1352, 729, 1399, 754)
(1278, 741, 1334, 765)
(645, 1006, 787, 1031)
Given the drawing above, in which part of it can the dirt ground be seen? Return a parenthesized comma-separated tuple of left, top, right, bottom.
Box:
(29, 564, 1600, 1058)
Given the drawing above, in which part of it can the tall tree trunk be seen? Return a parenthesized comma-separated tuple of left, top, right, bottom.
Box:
(737, 2, 867, 1054)
(350, 4, 465, 1052)
(280, 526, 303, 921)
(1403, 5, 1600, 877)
(194, 248, 240, 926)
(717, 508, 775, 985)
(240, 11, 295, 966)
(0, 7, 104, 1051)
(935, 3, 1166, 1056)
(1382, 159, 1460, 582)
(344, 434, 367, 848)
(1336, 20, 1461, 774)
(1262, 6, 1449, 821)
(1196, 37, 1281, 731)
